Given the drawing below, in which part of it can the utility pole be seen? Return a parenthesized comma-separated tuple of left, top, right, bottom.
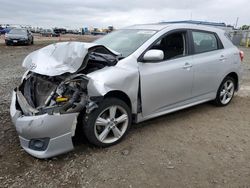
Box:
(235, 17, 239, 29)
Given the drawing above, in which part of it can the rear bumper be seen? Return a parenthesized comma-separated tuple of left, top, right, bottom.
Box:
(10, 91, 79, 159)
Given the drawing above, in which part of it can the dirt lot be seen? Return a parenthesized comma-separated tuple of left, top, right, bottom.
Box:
(0, 35, 250, 188)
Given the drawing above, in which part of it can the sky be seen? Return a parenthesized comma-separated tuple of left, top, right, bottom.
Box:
(0, 0, 249, 29)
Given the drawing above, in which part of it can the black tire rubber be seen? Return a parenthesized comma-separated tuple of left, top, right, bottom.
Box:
(214, 76, 235, 106)
(82, 97, 132, 147)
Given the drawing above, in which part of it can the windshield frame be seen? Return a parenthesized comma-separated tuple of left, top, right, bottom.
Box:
(94, 29, 158, 58)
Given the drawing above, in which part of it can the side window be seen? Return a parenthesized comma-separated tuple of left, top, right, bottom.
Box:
(192, 31, 218, 53)
(150, 31, 187, 60)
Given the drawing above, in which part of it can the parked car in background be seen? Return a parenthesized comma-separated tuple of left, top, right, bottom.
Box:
(67, 29, 81, 35)
(41, 29, 60, 37)
(10, 23, 243, 158)
(53, 28, 67, 34)
(5, 28, 33, 45)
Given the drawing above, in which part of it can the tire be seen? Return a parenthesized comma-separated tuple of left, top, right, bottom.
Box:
(83, 98, 131, 147)
(214, 76, 236, 106)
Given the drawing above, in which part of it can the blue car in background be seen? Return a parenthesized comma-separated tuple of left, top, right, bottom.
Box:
(0, 27, 12, 35)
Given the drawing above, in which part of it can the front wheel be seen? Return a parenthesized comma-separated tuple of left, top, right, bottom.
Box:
(214, 76, 235, 106)
(83, 98, 131, 147)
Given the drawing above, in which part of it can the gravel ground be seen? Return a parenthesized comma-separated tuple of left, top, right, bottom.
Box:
(0, 35, 250, 188)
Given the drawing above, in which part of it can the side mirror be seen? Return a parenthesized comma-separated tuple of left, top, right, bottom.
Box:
(143, 49, 164, 62)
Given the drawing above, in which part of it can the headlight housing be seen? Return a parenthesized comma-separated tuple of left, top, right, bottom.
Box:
(21, 70, 30, 82)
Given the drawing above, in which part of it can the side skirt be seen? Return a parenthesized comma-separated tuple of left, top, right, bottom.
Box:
(135, 98, 212, 123)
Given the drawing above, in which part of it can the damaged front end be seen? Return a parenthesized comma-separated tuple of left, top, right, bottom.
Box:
(17, 73, 96, 116)
(10, 42, 120, 158)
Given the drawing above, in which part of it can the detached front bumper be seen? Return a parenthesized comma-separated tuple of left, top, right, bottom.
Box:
(10, 91, 79, 159)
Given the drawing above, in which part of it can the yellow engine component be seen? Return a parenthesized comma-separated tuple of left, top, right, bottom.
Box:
(56, 96, 69, 103)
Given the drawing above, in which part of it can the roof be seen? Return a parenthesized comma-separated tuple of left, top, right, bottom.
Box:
(161, 20, 227, 27)
(123, 23, 225, 33)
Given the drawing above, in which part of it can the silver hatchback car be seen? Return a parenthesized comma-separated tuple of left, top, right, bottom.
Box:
(10, 23, 243, 158)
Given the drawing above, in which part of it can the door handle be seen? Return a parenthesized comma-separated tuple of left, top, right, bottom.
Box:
(219, 55, 226, 61)
(183, 62, 192, 69)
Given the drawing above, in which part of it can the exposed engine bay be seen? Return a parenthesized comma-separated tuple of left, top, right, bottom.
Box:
(16, 44, 120, 116)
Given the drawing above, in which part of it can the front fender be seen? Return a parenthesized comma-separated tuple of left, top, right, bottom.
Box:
(87, 65, 139, 113)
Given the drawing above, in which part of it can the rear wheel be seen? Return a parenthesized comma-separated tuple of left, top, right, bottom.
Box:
(214, 76, 235, 106)
(83, 98, 131, 147)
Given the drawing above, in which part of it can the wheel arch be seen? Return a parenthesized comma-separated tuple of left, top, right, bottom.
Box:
(225, 72, 239, 91)
(104, 90, 132, 110)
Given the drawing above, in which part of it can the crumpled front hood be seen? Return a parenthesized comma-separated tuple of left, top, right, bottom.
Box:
(22, 41, 113, 76)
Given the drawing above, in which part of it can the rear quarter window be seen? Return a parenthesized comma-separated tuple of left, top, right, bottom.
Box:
(192, 31, 219, 53)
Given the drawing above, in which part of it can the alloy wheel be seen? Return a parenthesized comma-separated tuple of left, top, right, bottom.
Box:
(94, 105, 129, 144)
(220, 80, 235, 105)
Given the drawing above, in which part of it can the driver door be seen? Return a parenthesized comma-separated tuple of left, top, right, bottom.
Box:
(138, 31, 194, 118)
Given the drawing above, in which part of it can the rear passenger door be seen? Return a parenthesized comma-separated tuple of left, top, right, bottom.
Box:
(190, 30, 225, 98)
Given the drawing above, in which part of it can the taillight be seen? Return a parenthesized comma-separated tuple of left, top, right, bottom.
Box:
(239, 51, 244, 62)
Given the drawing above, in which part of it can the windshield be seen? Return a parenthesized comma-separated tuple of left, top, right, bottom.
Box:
(9, 29, 27, 35)
(95, 29, 156, 57)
